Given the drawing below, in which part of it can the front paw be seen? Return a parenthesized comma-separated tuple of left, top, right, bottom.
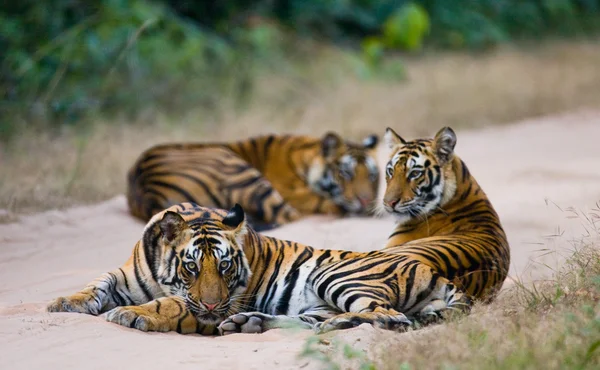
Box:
(105, 306, 170, 332)
(314, 312, 412, 334)
(47, 294, 100, 315)
(218, 313, 266, 335)
(313, 315, 355, 334)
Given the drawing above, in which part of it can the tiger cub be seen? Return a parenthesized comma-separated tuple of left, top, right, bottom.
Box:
(127, 133, 380, 230)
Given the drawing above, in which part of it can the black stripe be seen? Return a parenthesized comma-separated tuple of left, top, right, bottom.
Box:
(176, 309, 190, 333)
(133, 247, 153, 301)
(262, 135, 275, 173)
(118, 268, 130, 292)
(227, 175, 261, 190)
(276, 247, 314, 314)
(401, 264, 418, 308)
(143, 231, 160, 283)
(316, 258, 389, 299)
(258, 241, 286, 311)
(148, 180, 208, 206)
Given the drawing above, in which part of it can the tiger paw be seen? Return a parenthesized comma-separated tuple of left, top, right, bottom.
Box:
(218, 312, 268, 335)
(104, 306, 170, 332)
(314, 311, 412, 334)
(47, 294, 101, 315)
(411, 311, 442, 328)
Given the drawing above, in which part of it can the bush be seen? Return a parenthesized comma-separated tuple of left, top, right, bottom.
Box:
(0, 0, 274, 139)
(162, 0, 600, 49)
(2, 0, 600, 140)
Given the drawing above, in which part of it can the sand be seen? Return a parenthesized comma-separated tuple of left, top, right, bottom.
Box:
(1, 110, 600, 369)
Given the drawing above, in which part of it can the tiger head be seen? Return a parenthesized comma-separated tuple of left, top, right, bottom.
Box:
(308, 132, 380, 214)
(380, 126, 458, 225)
(144, 203, 251, 325)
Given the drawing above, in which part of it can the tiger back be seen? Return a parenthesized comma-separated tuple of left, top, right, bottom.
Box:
(126, 132, 380, 230)
(379, 126, 510, 302)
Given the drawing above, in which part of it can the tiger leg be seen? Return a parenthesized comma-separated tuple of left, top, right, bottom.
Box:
(218, 307, 338, 335)
(47, 268, 137, 315)
(104, 296, 207, 334)
(411, 279, 472, 327)
(308, 263, 468, 333)
(226, 170, 301, 227)
(314, 306, 412, 334)
(311, 280, 469, 333)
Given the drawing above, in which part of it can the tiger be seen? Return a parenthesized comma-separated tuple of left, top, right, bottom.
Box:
(378, 126, 510, 303)
(47, 202, 470, 335)
(126, 132, 380, 230)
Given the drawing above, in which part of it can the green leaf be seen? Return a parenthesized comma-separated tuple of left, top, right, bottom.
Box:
(583, 340, 600, 365)
(361, 36, 385, 67)
(382, 3, 430, 51)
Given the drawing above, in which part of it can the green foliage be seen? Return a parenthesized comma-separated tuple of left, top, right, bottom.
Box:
(2, 0, 600, 139)
(361, 37, 386, 67)
(358, 2, 427, 81)
(383, 3, 430, 51)
(0, 1, 279, 139)
(359, 1, 430, 76)
(423, 0, 600, 49)
(162, 0, 600, 49)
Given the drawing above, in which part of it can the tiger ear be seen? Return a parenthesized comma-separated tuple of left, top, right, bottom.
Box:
(321, 132, 343, 160)
(223, 204, 247, 240)
(433, 126, 457, 164)
(223, 204, 245, 229)
(362, 134, 379, 149)
(159, 211, 188, 244)
(384, 127, 406, 149)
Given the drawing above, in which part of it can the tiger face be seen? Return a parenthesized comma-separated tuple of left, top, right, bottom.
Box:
(309, 132, 380, 214)
(381, 127, 458, 225)
(147, 205, 251, 325)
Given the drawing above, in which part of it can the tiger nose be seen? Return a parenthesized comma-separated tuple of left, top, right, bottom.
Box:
(358, 196, 371, 207)
(201, 301, 218, 311)
(385, 198, 399, 208)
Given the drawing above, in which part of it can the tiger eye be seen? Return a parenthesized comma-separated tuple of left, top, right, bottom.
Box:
(219, 260, 231, 271)
(185, 262, 197, 272)
(409, 170, 423, 180)
(386, 165, 394, 178)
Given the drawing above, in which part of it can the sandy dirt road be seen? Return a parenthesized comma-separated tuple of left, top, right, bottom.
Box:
(1, 110, 600, 369)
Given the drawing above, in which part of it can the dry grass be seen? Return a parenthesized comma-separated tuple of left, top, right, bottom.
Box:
(2, 40, 600, 217)
(300, 210, 600, 370)
(373, 246, 600, 370)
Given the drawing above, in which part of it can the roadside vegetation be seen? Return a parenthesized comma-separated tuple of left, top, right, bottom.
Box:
(300, 207, 600, 369)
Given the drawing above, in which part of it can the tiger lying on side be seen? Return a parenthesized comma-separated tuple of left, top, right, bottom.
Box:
(127, 132, 380, 230)
(47, 202, 469, 335)
(379, 126, 510, 303)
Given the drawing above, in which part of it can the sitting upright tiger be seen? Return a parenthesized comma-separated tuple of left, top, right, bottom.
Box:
(127, 132, 380, 230)
(379, 126, 510, 304)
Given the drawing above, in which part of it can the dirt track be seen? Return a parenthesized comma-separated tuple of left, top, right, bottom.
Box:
(1, 110, 600, 369)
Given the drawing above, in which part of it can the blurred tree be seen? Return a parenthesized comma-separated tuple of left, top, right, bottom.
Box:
(2, 0, 600, 139)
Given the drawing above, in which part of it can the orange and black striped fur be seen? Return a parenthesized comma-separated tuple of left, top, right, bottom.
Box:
(378, 127, 510, 303)
(127, 133, 380, 230)
(48, 202, 470, 335)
